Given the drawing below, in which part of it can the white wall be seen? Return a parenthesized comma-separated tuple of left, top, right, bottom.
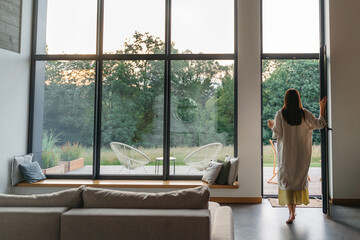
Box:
(221, 0, 261, 198)
(0, 0, 32, 193)
(327, 0, 360, 199)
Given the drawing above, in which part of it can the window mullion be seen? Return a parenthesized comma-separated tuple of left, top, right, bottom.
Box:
(93, 0, 105, 179)
(163, 0, 172, 180)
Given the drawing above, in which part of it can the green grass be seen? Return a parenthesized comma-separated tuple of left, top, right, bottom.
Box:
(263, 144, 321, 168)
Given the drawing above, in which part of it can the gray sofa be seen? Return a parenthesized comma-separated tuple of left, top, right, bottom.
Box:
(0, 186, 233, 240)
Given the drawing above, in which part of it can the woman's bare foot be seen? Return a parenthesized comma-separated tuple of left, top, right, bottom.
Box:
(286, 216, 295, 224)
(286, 213, 296, 224)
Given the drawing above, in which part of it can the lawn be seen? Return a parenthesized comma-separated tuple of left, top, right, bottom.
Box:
(263, 144, 321, 167)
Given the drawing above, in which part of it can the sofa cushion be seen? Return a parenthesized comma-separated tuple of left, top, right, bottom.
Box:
(0, 186, 86, 208)
(215, 160, 231, 185)
(83, 186, 209, 209)
(0, 207, 69, 240)
(11, 153, 33, 186)
(19, 161, 46, 183)
(202, 161, 223, 185)
(61, 208, 210, 240)
(226, 155, 239, 185)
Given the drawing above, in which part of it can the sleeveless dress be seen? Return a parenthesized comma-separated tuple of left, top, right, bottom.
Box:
(271, 108, 327, 206)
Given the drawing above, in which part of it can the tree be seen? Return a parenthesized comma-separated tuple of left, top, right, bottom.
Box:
(43, 32, 235, 150)
(43, 60, 95, 146)
(262, 60, 321, 144)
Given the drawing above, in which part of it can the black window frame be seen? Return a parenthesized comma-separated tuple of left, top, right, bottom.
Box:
(28, 0, 238, 180)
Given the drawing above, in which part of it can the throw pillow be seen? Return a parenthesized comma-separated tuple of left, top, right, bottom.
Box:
(201, 161, 223, 185)
(215, 160, 231, 185)
(0, 185, 86, 208)
(83, 186, 209, 209)
(19, 161, 46, 183)
(11, 153, 34, 186)
(226, 154, 239, 185)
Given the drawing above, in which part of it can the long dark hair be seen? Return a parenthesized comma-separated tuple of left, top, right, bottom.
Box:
(281, 89, 305, 126)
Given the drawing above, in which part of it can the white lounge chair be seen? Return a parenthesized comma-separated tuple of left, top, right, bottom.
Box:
(184, 143, 223, 175)
(110, 142, 150, 174)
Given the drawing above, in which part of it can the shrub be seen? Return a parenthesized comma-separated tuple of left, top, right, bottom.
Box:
(42, 150, 57, 169)
(42, 130, 60, 168)
(60, 142, 82, 161)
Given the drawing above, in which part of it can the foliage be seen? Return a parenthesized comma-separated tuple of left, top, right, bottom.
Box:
(44, 61, 95, 146)
(60, 142, 83, 161)
(42, 151, 57, 169)
(42, 130, 59, 168)
(262, 59, 321, 144)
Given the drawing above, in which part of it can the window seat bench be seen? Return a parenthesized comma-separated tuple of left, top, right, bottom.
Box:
(16, 179, 239, 189)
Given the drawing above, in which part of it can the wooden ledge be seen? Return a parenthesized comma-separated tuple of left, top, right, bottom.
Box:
(16, 179, 239, 189)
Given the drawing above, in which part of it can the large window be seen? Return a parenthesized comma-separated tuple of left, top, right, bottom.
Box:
(30, 0, 237, 179)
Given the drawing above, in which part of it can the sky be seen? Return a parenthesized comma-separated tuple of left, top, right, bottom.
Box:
(44, 0, 319, 55)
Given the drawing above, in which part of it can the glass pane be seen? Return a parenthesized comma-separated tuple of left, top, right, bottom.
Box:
(262, 59, 320, 196)
(262, 0, 319, 53)
(100, 60, 164, 175)
(103, 0, 165, 54)
(38, 0, 97, 54)
(170, 60, 234, 176)
(38, 61, 95, 175)
(172, 0, 234, 54)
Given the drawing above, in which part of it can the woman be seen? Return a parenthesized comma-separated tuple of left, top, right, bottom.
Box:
(267, 89, 327, 224)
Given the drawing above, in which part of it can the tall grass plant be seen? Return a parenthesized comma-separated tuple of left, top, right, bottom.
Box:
(42, 130, 60, 168)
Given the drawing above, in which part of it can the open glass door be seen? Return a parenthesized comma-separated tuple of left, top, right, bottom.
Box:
(319, 0, 330, 214)
(319, 45, 329, 214)
(261, 0, 326, 203)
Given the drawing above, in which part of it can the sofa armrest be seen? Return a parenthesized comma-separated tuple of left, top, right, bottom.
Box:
(211, 206, 234, 240)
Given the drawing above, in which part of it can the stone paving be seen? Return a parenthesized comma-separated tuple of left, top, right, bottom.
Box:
(263, 167, 322, 196)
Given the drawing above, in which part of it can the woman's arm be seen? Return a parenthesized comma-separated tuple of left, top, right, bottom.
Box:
(305, 97, 327, 130)
(320, 96, 327, 117)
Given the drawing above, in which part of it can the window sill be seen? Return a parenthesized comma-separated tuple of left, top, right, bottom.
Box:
(16, 179, 239, 189)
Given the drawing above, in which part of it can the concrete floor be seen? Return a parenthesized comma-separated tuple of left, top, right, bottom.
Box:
(227, 200, 360, 240)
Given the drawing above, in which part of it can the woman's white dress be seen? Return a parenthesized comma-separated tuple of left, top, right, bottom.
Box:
(272, 108, 326, 204)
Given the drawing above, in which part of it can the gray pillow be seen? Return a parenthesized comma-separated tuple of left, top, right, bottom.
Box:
(201, 161, 223, 185)
(0, 186, 86, 208)
(11, 153, 34, 186)
(215, 160, 231, 185)
(83, 186, 210, 209)
(19, 161, 46, 183)
(226, 155, 239, 185)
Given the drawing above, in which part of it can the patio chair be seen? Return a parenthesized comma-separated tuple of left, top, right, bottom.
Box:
(268, 139, 278, 184)
(110, 142, 150, 174)
(267, 139, 311, 184)
(184, 143, 223, 175)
